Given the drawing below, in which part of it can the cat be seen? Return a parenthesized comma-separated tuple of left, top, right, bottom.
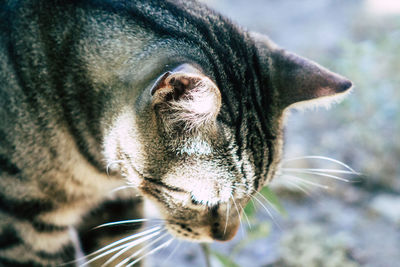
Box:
(0, 0, 352, 266)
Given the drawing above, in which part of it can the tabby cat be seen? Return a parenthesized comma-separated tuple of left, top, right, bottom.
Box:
(0, 0, 352, 266)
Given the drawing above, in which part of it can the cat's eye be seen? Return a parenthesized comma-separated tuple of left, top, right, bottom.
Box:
(191, 198, 201, 205)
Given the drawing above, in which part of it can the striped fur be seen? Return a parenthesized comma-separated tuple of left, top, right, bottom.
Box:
(0, 0, 352, 265)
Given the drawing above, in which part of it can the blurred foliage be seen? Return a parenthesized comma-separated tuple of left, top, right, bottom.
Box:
(321, 16, 400, 192)
(207, 187, 283, 267)
(210, 251, 241, 267)
(244, 187, 286, 218)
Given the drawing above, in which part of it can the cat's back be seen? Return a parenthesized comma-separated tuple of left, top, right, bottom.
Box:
(0, 1, 27, 155)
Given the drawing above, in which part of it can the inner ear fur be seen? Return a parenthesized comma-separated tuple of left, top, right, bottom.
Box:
(150, 64, 221, 132)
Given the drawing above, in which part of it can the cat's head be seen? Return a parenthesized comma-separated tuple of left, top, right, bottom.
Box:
(103, 33, 352, 242)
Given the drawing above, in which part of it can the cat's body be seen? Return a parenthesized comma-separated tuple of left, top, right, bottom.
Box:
(0, 0, 352, 266)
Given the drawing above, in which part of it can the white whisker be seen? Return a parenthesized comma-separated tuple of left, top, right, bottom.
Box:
(224, 198, 230, 235)
(283, 169, 350, 183)
(238, 202, 251, 229)
(253, 190, 281, 214)
(233, 184, 283, 230)
(125, 237, 174, 267)
(282, 179, 312, 196)
(281, 155, 358, 173)
(84, 226, 162, 259)
(252, 194, 281, 230)
(250, 197, 257, 212)
(83, 227, 163, 266)
(93, 219, 151, 229)
(101, 230, 165, 266)
(231, 185, 253, 229)
(163, 240, 181, 264)
(282, 175, 330, 190)
(232, 185, 258, 213)
(234, 184, 278, 212)
(99, 232, 162, 267)
(109, 185, 137, 194)
(231, 194, 244, 238)
(115, 232, 170, 267)
(282, 167, 360, 175)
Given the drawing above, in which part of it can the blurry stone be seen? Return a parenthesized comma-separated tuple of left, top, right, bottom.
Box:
(277, 224, 358, 267)
(370, 194, 400, 224)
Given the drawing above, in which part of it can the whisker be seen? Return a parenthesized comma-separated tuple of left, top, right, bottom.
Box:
(84, 225, 162, 259)
(224, 198, 230, 235)
(109, 185, 137, 194)
(238, 202, 251, 229)
(282, 169, 350, 183)
(281, 155, 358, 173)
(232, 184, 281, 229)
(282, 179, 312, 196)
(93, 219, 151, 230)
(231, 185, 252, 229)
(282, 167, 360, 175)
(250, 197, 257, 212)
(282, 175, 330, 190)
(253, 190, 281, 214)
(115, 232, 170, 267)
(251, 194, 281, 230)
(231, 194, 244, 238)
(101, 230, 166, 267)
(125, 237, 174, 267)
(163, 240, 181, 264)
(83, 228, 164, 266)
(232, 184, 258, 215)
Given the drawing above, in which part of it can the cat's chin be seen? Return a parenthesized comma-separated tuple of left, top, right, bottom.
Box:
(160, 207, 241, 242)
(165, 221, 239, 243)
(166, 224, 214, 243)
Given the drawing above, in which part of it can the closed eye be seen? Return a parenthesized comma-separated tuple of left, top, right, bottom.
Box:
(191, 198, 201, 205)
(143, 177, 187, 193)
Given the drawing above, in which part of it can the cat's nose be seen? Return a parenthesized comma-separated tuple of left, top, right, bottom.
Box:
(210, 221, 240, 241)
(208, 204, 240, 241)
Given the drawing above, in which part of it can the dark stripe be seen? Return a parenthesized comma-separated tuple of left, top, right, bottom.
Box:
(248, 47, 278, 190)
(0, 257, 41, 267)
(32, 220, 68, 233)
(142, 187, 167, 204)
(0, 155, 20, 175)
(0, 226, 21, 250)
(50, 37, 106, 173)
(252, 45, 278, 186)
(143, 177, 186, 193)
(35, 243, 75, 261)
(233, 79, 245, 161)
(0, 193, 53, 220)
(163, 0, 239, 121)
(209, 203, 220, 218)
(109, 0, 236, 122)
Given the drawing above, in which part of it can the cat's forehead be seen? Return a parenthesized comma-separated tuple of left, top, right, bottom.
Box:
(160, 162, 235, 205)
(177, 137, 213, 156)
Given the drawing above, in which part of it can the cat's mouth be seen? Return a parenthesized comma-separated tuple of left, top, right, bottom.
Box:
(140, 182, 242, 242)
(135, 167, 248, 242)
(163, 205, 241, 243)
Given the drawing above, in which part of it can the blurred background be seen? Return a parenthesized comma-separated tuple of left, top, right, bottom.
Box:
(149, 0, 400, 266)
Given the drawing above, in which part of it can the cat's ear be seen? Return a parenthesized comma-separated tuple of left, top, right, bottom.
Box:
(251, 33, 352, 110)
(150, 64, 221, 132)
